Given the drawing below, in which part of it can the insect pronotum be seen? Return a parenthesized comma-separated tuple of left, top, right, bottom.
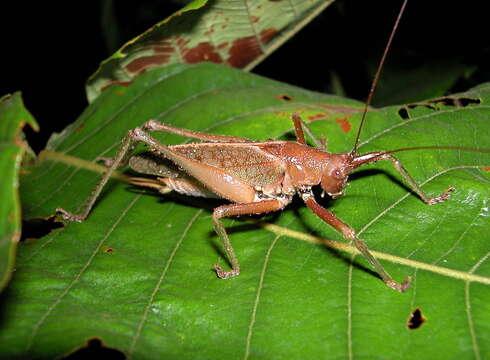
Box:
(56, 0, 484, 292)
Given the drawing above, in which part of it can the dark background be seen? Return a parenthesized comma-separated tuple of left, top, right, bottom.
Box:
(2, 1, 489, 153)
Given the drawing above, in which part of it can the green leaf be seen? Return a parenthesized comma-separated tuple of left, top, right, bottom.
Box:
(3, 63, 490, 359)
(373, 61, 477, 106)
(87, 0, 336, 102)
(0, 93, 38, 292)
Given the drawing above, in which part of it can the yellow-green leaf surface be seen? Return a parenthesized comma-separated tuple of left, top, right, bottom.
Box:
(3, 63, 490, 359)
(0, 93, 38, 291)
(87, 0, 335, 102)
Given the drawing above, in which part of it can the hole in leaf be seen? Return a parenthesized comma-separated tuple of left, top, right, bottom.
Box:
(458, 97, 480, 107)
(63, 338, 125, 360)
(430, 96, 480, 107)
(398, 107, 409, 120)
(407, 307, 426, 330)
(20, 216, 64, 242)
(276, 94, 293, 101)
(401, 96, 480, 114)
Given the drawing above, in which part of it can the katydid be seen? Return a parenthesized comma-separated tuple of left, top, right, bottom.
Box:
(56, 0, 485, 292)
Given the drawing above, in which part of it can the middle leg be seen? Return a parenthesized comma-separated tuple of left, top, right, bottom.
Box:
(212, 199, 287, 278)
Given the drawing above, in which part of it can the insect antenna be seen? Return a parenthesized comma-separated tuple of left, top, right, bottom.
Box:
(350, 0, 408, 158)
(383, 145, 490, 155)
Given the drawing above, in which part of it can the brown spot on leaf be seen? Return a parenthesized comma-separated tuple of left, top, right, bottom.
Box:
(103, 246, 115, 253)
(260, 28, 278, 44)
(228, 36, 262, 68)
(273, 111, 289, 118)
(276, 94, 293, 101)
(307, 113, 328, 121)
(152, 43, 174, 54)
(250, 16, 260, 24)
(335, 117, 351, 132)
(218, 42, 229, 50)
(100, 80, 132, 93)
(319, 104, 362, 114)
(125, 55, 171, 74)
(204, 26, 215, 36)
(484, 167, 490, 171)
(175, 36, 190, 48)
(221, 24, 227, 30)
(183, 42, 223, 64)
(407, 308, 426, 330)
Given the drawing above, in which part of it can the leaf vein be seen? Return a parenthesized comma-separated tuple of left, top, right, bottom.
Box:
(127, 209, 203, 358)
(25, 194, 142, 352)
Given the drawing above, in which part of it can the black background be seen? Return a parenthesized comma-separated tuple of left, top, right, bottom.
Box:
(2, 1, 488, 153)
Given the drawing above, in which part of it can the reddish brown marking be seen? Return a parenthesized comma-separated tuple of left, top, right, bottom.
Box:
(484, 167, 490, 171)
(221, 24, 227, 30)
(75, 124, 85, 132)
(276, 94, 293, 101)
(228, 35, 262, 68)
(152, 43, 174, 54)
(115, 91, 125, 96)
(183, 42, 223, 64)
(335, 117, 351, 132)
(100, 80, 132, 93)
(260, 28, 278, 44)
(204, 26, 215, 36)
(250, 16, 260, 24)
(218, 42, 229, 50)
(103, 246, 115, 253)
(307, 113, 328, 121)
(273, 111, 289, 118)
(319, 104, 362, 114)
(14, 137, 24, 147)
(175, 36, 190, 48)
(125, 55, 171, 73)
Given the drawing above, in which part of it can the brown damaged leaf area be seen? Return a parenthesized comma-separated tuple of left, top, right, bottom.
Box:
(335, 117, 351, 132)
(307, 113, 328, 121)
(99, 80, 132, 93)
(123, 29, 278, 77)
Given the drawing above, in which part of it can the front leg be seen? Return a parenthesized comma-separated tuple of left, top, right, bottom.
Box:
(352, 152, 454, 205)
(302, 192, 411, 292)
(212, 199, 287, 278)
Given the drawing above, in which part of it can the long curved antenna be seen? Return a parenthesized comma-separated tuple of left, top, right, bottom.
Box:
(350, 0, 408, 157)
(383, 145, 490, 154)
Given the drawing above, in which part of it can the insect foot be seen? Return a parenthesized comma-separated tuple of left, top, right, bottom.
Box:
(426, 186, 455, 205)
(387, 276, 412, 293)
(95, 156, 116, 167)
(214, 264, 240, 279)
(56, 208, 85, 223)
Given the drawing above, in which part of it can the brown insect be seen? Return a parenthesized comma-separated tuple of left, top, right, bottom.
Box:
(57, 0, 470, 292)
